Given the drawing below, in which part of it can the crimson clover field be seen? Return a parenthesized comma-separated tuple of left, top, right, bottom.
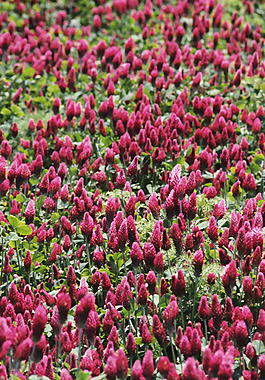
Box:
(0, 0, 265, 379)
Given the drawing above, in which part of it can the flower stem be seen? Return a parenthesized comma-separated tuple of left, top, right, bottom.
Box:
(85, 237, 92, 275)
(191, 277, 199, 321)
(179, 298, 185, 329)
(77, 328, 82, 372)
(204, 320, 208, 342)
(170, 334, 176, 367)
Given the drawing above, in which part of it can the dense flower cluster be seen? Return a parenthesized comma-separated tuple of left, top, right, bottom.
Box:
(0, 0, 264, 378)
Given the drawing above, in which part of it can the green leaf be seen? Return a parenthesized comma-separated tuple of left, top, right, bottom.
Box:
(47, 84, 60, 94)
(1, 108, 11, 116)
(51, 213, 60, 223)
(9, 231, 19, 241)
(252, 339, 265, 355)
(11, 104, 24, 117)
(134, 337, 143, 345)
(16, 193, 26, 203)
(16, 223, 32, 236)
(22, 67, 35, 78)
(8, 215, 20, 228)
(197, 221, 209, 230)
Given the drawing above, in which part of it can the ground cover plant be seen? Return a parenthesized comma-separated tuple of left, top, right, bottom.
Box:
(0, 0, 265, 378)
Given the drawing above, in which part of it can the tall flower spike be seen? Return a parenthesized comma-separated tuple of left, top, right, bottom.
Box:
(81, 212, 94, 240)
(24, 200, 35, 225)
(207, 216, 218, 243)
(198, 296, 209, 320)
(142, 350, 154, 380)
(127, 156, 138, 179)
(32, 303, 48, 342)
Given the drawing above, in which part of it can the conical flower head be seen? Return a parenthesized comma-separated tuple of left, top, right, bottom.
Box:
(15, 337, 34, 362)
(130, 242, 142, 268)
(198, 296, 209, 320)
(171, 270, 186, 298)
(81, 212, 94, 240)
(154, 252, 164, 273)
(187, 192, 197, 221)
(257, 309, 265, 333)
(117, 220, 128, 250)
(127, 156, 138, 179)
(126, 332, 136, 357)
(190, 328, 201, 357)
(57, 292, 71, 325)
(186, 171, 196, 196)
(211, 294, 223, 331)
(207, 216, 218, 243)
(152, 314, 168, 347)
(116, 348, 128, 380)
(138, 284, 148, 306)
(164, 300, 179, 333)
(32, 303, 48, 342)
(131, 360, 142, 380)
(143, 242, 156, 269)
(24, 250, 32, 273)
(146, 271, 156, 295)
(142, 350, 154, 380)
(24, 200, 35, 225)
(148, 192, 160, 219)
(234, 320, 248, 348)
(116, 169, 126, 189)
(193, 250, 204, 277)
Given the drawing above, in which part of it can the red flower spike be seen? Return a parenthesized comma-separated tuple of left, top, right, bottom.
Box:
(24, 250, 32, 273)
(164, 300, 179, 333)
(105, 354, 117, 380)
(235, 320, 248, 348)
(146, 271, 156, 295)
(141, 323, 152, 345)
(187, 193, 197, 221)
(32, 304, 47, 343)
(257, 309, 265, 333)
(171, 270, 186, 298)
(3, 255, 11, 274)
(127, 156, 138, 179)
(57, 292, 71, 325)
(193, 250, 204, 277)
(66, 266, 76, 286)
(126, 332, 136, 357)
(198, 296, 209, 320)
(116, 348, 128, 380)
(15, 337, 34, 362)
(130, 242, 143, 268)
(152, 314, 168, 347)
(180, 335, 191, 359)
(81, 212, 94, 240)
(154, 252, 164, 273)
(162, 228, 171, 251)
(142, 350, 154, 380)
(148, 192, 160, 219)
(211, 294, 223, 332)
(207, 216, 218, 243)
(131, 360, 143, 380)
(24, 200, 35, 225)
(190, 328, 202, 357)
(138, 284, 148, 306)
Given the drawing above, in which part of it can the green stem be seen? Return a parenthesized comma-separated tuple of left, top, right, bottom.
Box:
(77, 328, 82, 372)
(122, 250, 127, 275)
(85, 237, 92, 275)
(191, 277, 199, 321)
(179, 298, 185, 329)
(15, 240, 21, 271)
(170, 333, 176, 367)
(204, 320, 208, 342)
